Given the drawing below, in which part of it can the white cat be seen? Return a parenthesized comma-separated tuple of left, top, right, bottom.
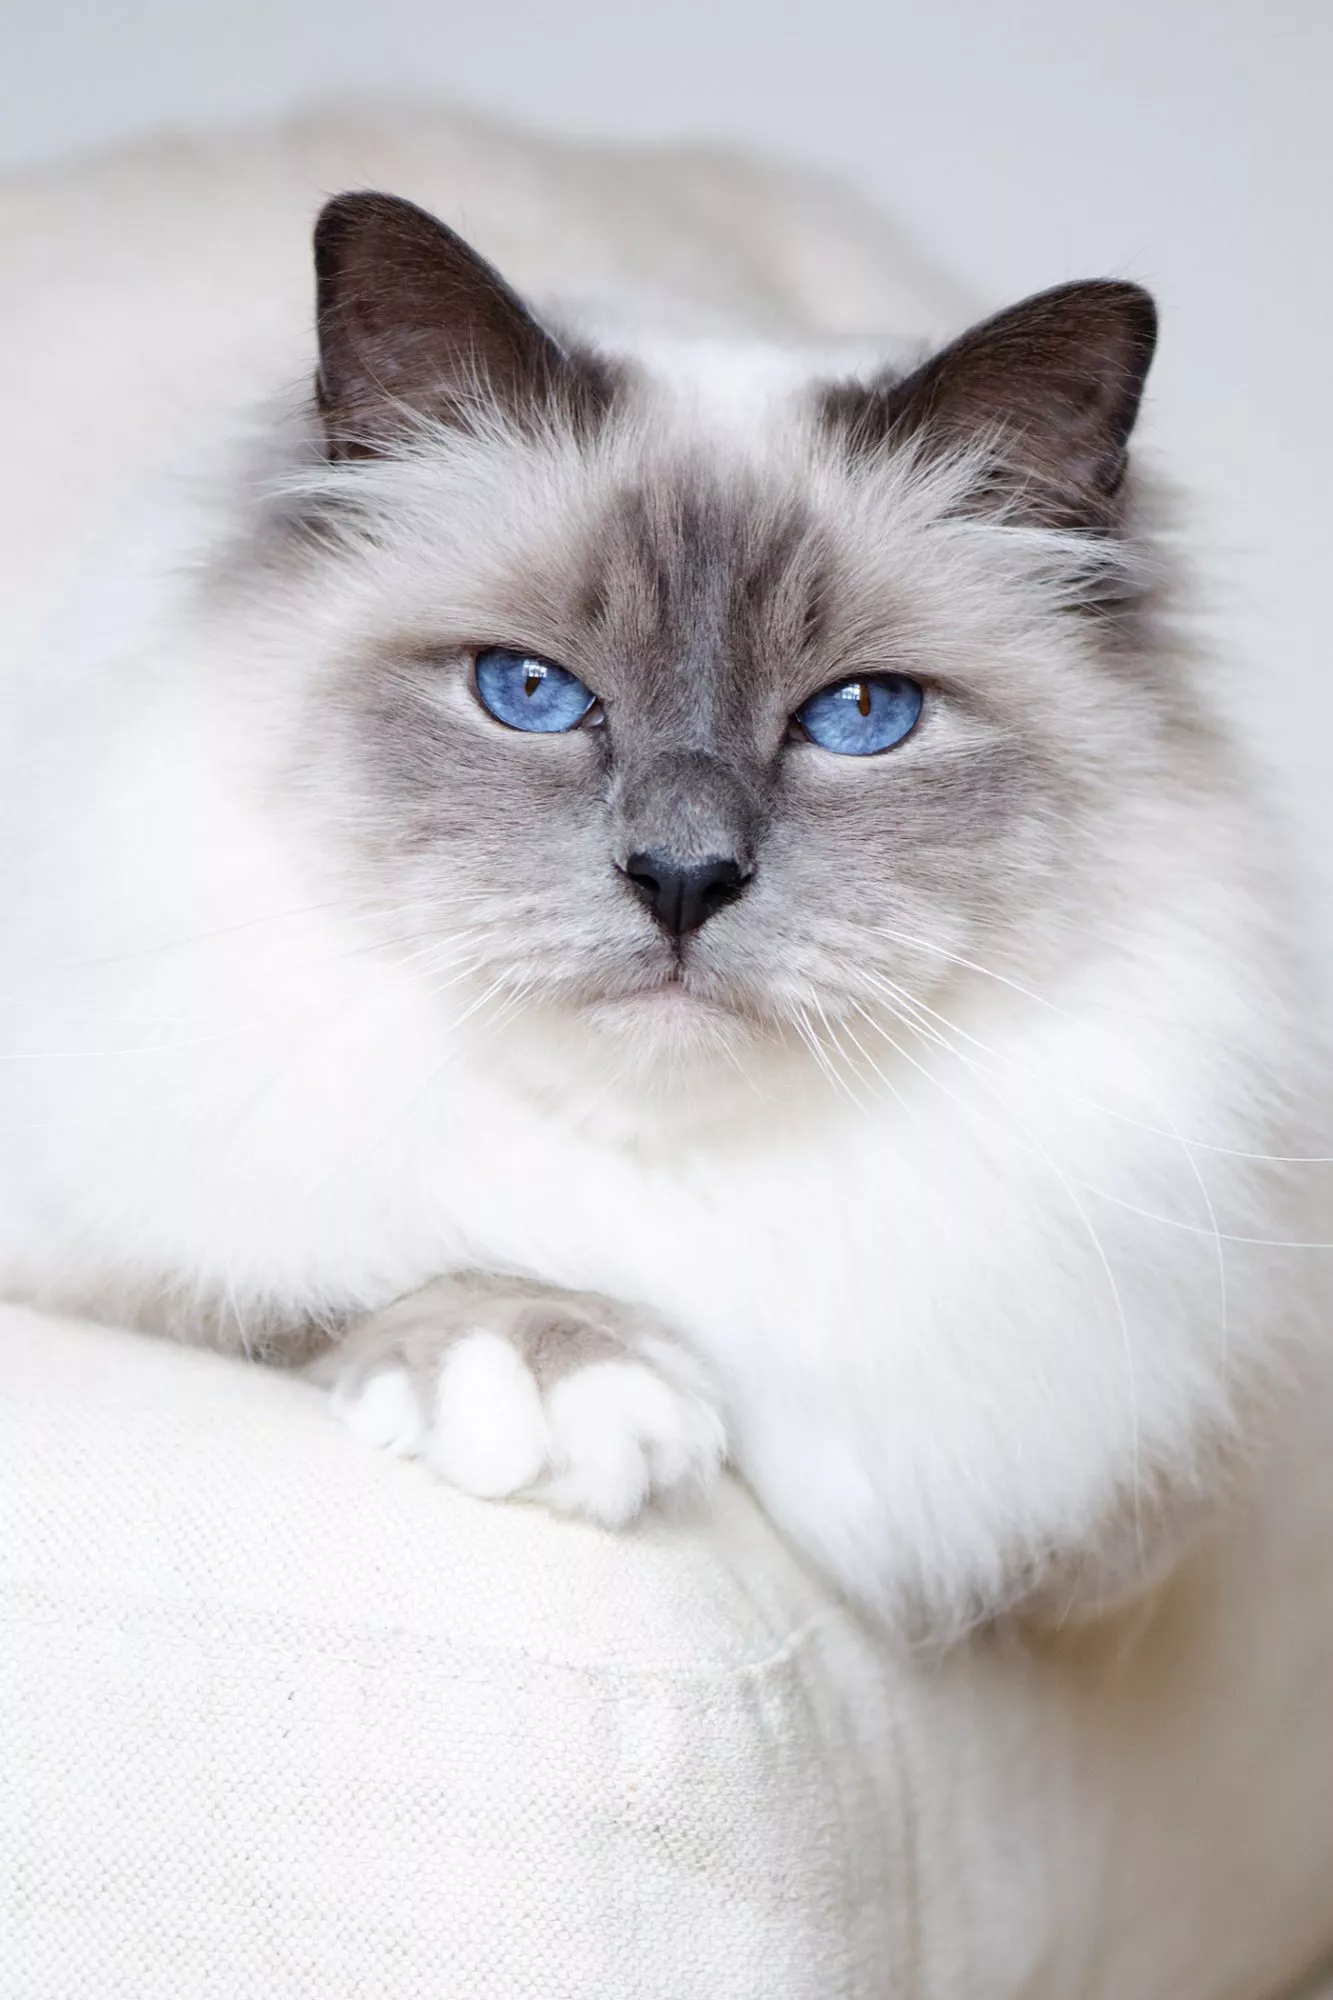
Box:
(1, 106, 1323, 1635)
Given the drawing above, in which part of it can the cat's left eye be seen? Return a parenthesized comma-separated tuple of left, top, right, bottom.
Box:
(792, 674, 924, 756)
(473, 647, 597, 733)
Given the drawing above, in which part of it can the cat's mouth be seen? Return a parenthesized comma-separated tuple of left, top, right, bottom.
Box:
(583, 966, 753, 1047)
(600, 978, 723, 1016)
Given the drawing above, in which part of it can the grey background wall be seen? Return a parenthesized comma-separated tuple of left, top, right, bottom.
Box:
(3, 0, 1330, 917)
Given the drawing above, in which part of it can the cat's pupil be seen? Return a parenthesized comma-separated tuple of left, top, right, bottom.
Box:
(524, 668, 543, 697)
(856, 682, 871, 717)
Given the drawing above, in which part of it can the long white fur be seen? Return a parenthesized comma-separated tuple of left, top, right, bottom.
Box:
(0, 108, 1325, 1634)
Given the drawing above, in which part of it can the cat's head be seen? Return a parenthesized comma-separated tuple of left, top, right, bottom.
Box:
(261, 191, 1181, 1102)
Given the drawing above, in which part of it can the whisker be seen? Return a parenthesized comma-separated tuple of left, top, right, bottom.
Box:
(793, 1005, 852, 1105)
(859, 935, 1333, 1165)
(861, 980, 1333, 1261)
(868, 923, 1067, 1014)
(837, 1007, 921, 1127)
(810, 995, 878, 1120)
(1158, 1099, 1228, 1372)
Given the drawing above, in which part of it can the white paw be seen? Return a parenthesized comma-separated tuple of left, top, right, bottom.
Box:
(540, 1356, 725, 1526)
(328, 1289, 725, 1529)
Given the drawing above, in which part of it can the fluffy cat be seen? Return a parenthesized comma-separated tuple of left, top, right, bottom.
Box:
(0, 108, 1323, 1636)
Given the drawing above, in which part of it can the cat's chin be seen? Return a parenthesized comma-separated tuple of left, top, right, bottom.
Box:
(581, 983, 760, 1063)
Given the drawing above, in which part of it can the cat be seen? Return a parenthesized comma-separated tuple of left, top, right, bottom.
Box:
(0, 108, 1323, 1638)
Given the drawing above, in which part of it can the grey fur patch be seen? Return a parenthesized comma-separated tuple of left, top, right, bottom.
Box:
(317, 1271, 680, 1393)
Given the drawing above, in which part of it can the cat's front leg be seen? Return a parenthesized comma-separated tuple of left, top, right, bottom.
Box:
(316, 1274, 726, 1527)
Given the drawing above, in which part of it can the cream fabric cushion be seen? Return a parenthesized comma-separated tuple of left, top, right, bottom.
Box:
(2, 1303, 1331, 1999)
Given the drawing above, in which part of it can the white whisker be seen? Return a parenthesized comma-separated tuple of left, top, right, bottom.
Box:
(810, 995, 877, 1120)
(856, 955, 1333, 1165)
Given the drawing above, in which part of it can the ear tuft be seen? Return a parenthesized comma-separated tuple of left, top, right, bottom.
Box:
(313, 192, 604, 458)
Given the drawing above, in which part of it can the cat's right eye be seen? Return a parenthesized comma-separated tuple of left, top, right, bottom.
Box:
(473, 647, 598, 733)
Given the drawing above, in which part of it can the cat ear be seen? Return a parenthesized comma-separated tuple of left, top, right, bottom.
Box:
(829, 280, 1158, 529)
(313, 192, 580, 457)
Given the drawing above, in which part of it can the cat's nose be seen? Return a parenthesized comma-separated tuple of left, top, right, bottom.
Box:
(623, 850, 750, 938)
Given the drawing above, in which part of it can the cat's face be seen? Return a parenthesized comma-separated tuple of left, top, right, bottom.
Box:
(266, 194, 1179, 1091)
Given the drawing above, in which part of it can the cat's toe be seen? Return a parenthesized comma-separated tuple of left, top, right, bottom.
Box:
(333, 1364, 425, 1457)
(540, 1358, 726, 1526)
(424, 1329, 550, 1499)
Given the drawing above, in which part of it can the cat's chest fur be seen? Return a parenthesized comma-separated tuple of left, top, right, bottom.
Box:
(21, 922, 1247, 1606)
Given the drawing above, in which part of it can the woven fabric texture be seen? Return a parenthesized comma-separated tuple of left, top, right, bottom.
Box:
(3, 1305, 1332, 1999)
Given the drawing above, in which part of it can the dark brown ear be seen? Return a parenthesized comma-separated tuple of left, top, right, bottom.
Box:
(827, 280, 1158, 529)
(313, 192, 580, 457)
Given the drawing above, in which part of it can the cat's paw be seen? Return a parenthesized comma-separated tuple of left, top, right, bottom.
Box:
(323, 1276, 726, 1527)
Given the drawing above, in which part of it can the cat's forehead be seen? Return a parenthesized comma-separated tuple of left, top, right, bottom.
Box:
(576, 467, 830, 665)
(343, 349, 1000, 699)
(531, 350, 957, 677)
(402, 366, 861, 704)
(525, 460, 830, 732)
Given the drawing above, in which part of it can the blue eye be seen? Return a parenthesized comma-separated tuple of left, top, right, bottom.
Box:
(794, 675, 923, 756)
(473, 647, 597, 733)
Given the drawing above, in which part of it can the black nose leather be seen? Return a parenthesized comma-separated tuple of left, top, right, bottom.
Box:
(624, 850, 749, 938)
